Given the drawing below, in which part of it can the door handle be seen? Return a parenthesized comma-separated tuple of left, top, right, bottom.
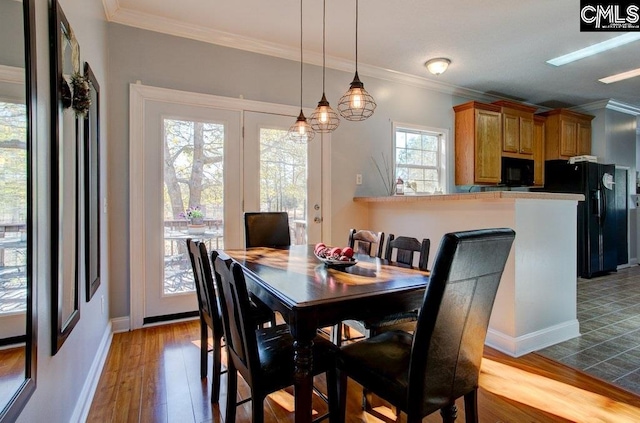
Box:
(314, 216, 323, 223)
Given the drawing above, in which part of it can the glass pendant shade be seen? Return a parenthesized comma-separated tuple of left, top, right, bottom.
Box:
(287, 0, 316, 143)
(338, 71, 376, 121)
(310, 0, 339, 133)
(339, 0, 376, 121)
(289, 110, 315, 143)
(310, 93, 340, 132)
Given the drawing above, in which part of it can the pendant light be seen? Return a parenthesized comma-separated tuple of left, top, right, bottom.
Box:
(338, 0, 376, 121)
(309, 0, 340, 133)
(288, 0, 315, 143)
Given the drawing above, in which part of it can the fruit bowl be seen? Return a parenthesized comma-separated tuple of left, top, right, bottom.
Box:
(314, 252, 358, 268)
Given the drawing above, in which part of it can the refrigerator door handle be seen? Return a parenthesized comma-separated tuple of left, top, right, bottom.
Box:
(601, 186, 607, 223)
(593, 189, 602, 219)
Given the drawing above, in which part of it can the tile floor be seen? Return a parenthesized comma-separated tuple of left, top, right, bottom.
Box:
(538, 264, 640, 394)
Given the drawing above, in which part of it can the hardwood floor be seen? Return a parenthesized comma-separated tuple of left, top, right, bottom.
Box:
(88, 320, 640, 422)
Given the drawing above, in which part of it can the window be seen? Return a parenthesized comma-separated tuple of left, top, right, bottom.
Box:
(393, 123, 447, 194)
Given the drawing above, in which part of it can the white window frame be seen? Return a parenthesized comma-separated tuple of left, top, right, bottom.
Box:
(392, 122, 449, 194)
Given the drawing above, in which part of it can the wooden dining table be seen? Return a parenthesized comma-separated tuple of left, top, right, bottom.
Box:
(224, 244, 430, 423)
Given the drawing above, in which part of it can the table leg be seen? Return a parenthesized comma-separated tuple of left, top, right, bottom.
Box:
(293, 336, 314, 423)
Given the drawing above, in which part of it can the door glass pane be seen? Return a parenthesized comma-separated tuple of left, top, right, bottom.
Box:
(163, 118, 225, 295)
(0, 101, 27, 316)
(259, 128, 307, 245)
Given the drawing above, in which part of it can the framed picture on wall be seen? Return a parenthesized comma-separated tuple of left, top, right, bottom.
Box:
(83, 61, 100, 301)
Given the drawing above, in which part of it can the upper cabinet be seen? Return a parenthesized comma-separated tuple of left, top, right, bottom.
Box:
(454, 101, 502, 185)
(537, 109, 594, 160)
(493, 100, 537, 157)
(533, 116, 546, 187)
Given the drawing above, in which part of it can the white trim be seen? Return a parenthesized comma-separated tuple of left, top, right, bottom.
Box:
(392, 121, 451, 194)
(0, 64, 24, 84)
(110, 316, 130, 333)
(485, 319, 581, 358)
(579, 99, 640, 116)
(105, 6, 500, 104)
(70, 321, 113, 423)
(129, 83, 327, 329)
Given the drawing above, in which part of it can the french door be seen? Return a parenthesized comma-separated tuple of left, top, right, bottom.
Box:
(243, 111, 324, 245)
(130, 85, 328, 327)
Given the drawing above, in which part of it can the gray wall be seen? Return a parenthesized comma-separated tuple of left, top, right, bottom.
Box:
(107, 23, 464, 319)
(17, 0, 110, 421)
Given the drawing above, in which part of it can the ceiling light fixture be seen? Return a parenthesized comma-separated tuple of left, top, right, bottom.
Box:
(309, 0, 339, 133)
(425, 58, 451, 75)
(547, 33, 640, 66)
(338, 0, 376, 121)
(599, 67, 640, 84)
(287, 0, 315, 143)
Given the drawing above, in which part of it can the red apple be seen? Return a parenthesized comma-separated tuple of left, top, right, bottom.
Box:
(341, 247, 354, 258)
(329, 247, 342, 257)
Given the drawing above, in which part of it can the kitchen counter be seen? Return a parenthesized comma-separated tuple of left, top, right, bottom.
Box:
(356, 190, 582, 357)
(355, 191, 584, 202)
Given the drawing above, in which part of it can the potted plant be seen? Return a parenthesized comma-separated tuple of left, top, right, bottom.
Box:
(181, 206, 206, 234)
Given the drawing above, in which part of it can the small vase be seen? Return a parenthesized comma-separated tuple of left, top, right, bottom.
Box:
(190, 217, 204, 225)
(187, 224, 206, 235)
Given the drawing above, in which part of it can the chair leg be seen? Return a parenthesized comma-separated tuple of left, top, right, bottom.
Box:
(210, 333, 223, 403)
(200, 320, 208, 379)
(325, 366, 339, 423)
(336, 368, 348, 422)
(331, 323, 343, 346)
(252, 394, 265, 423)
(464, 390, 478, 423)
(439, 403, 458, 423)
(225, 363, 238, 423)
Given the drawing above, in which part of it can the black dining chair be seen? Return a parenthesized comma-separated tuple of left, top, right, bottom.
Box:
(185, 239, 275, 403)
(336, 228, 515, 423)
(334, 232, 430, 348)
(244, 211, 291, 248)
(348, 228, 385, 257)
(212, 250, 339, 423)
(330, 228, 386, 344)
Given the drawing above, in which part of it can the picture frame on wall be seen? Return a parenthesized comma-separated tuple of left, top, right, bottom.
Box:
(83, 61, 100, 301)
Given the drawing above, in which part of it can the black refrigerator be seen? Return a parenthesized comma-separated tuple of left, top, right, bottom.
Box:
(545, 160, 617, 278)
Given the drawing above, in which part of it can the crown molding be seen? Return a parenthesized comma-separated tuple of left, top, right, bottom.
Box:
(579, 99, 640, 116)
(103, 1, 501, 104)
(101, 0, 120, 20)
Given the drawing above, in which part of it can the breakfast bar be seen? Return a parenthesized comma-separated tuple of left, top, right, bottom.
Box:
(355, 191, 584, 357)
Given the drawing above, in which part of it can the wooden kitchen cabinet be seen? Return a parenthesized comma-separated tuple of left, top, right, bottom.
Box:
(454, 101, 502, 185)
(493, 100, 537, 156)
(538, 108, 594, 160)
(533, 115, 545, 186)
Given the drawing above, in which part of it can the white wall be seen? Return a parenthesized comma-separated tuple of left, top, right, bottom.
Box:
(107, 23, 469, 319)
(16, 0, 110, 422)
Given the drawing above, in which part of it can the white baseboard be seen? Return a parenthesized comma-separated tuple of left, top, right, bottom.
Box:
(485, 319, 581, 357)
(70, 321, 113, 423)
(111, 316, 130, 333)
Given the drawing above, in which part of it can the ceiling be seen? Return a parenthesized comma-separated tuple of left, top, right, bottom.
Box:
(102, 0, 640, 113)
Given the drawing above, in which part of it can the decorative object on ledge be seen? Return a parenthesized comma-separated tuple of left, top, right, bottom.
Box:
(287, 0, 315, 143)
(309, 0, 339, 133)
(371, 153, 395, 196)
(71, 70, 91, 116)
(425, 57, 451, 75)
(83, 61, 100, 302)
(338, 0, 376, 121)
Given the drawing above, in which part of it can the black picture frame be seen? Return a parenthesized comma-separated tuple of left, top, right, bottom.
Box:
(0, 0, 37, 420)
(50, 0, 80, 355)
(83, 62, 100, 302)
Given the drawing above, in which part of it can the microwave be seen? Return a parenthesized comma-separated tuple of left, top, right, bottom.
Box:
(501, 157, 534, 186)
